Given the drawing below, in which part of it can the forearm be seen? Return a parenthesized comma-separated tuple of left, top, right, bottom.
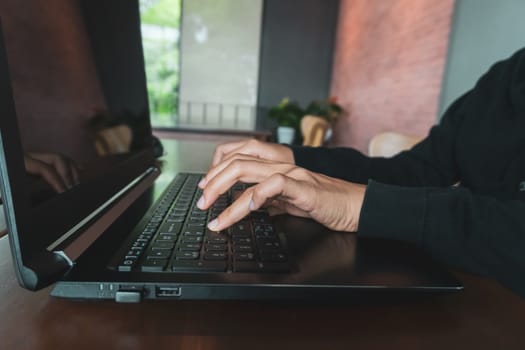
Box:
(290, 90, 474, 187)
(358, 181, 525, 296)
(290, 135, 458, 187)
(290, 145, 373, 184)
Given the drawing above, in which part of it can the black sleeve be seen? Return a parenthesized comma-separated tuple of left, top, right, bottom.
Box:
(290, 91, 471, 188)
(358, 181, 525, 297)
(290, 50, 525, 296)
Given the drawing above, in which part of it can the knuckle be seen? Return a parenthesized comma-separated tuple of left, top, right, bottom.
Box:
(271, 173, 287, 187)
(287, 166, 306, 178)
(213, 144, 224, 157)
(247, 139, 259, 147)
(230, 159, 245, 175)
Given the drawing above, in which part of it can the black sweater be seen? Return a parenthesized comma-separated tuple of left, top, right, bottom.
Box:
(291, 48, 525, 297)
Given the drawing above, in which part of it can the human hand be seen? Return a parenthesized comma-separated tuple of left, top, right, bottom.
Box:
(24, 152, 80, 193)
(210, 139, 295, 168)
(197, 155, 366, 233)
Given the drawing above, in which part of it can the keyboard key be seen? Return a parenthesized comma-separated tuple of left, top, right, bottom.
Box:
(138, 232, 153, 240)
(132, 241, 147, 249)
(207, 236, 227, 244)
(151, 242, 175, 250)
(156, 235, 177, 243)
(204, 251, 227, 260)
(158, 222, 181, 235)
(234, 252, 255, 261)
(166, 217, 185, 223)
(181, 236, 203, 243)
(254, 224, 275, 236)
(187, 222, 205, 227)
(205, 243, 227, 251)
(146, 250, 171, 259)
(211, 209, 223, 217)
(204, 225, 219, 234)
(233, 237, 252, 244)
(179, 242, 202, 251)
(252, 216, 271, 225)
(233, 245, 253, 253)
(191, 209, 207, 215)
(175, 251, 200, 260)
(231, 222, 251, 236)
(175, 201, 191, 208)
(126, 250, 142, 258)
(258, 240, 282, 252)
(140, 259, 167, 272)
(183, 227, 204, 236)
(129, 246, 144, 253)
(172, 260, 227, 273)
(118, 259, 136, 271)
(146, 221, 160, 228)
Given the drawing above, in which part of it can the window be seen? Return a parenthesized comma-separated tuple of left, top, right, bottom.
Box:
(140, 0, 182, 127)
(140, 0, 263, 130)
(177, 0, 263, 130)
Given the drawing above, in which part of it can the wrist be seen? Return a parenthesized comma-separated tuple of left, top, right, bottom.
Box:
(278, 144, 295, 164)
(281, 145, 295, 164)
(347, 183, 367, 232)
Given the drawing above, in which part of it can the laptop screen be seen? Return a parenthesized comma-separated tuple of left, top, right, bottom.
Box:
(0, 1, 155, 260)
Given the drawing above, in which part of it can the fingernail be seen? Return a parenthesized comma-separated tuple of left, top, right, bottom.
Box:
(208, 218, 219, 230)
(249, 199, 256, 211)
(197, 196, 205, 209)
(198, 178, 207, 188)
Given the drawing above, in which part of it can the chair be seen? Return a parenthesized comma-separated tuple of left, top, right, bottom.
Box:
(368, 131, 422, 157)
(94, 124, 133, 156)
(301, 115, 330, 147)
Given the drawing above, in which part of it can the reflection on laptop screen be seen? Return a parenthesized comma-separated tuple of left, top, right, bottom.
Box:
(1, 0, 152, 207)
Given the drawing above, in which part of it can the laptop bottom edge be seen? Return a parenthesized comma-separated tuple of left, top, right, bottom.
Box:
(51, 281, 462, 303)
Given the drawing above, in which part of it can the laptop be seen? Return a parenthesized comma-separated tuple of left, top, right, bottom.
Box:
(0, 3, 462, 302)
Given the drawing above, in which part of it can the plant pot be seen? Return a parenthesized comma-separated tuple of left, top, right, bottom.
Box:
(276, 126, 295, 144)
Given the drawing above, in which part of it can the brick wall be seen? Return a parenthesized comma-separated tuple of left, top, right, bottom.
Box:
(330, 0, 455, 153)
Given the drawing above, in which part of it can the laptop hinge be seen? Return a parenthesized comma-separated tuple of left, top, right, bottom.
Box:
(48, 166, 160, 262)
(23, 250, 72, 291)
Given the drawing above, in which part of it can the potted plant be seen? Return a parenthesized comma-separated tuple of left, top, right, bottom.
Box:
(268, 98, 304, 144)
(304, 97, 344, 142)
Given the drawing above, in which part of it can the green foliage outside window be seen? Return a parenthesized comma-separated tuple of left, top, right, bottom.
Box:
(140, 0, 181, 127)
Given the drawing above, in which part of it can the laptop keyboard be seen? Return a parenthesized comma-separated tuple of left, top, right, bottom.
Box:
(115, 173, 290, 273)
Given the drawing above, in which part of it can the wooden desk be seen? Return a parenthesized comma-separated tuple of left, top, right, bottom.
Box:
(1, 139, 525, 349)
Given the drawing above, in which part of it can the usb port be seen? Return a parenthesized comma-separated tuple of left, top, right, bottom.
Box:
(156, 286, 182, 298)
